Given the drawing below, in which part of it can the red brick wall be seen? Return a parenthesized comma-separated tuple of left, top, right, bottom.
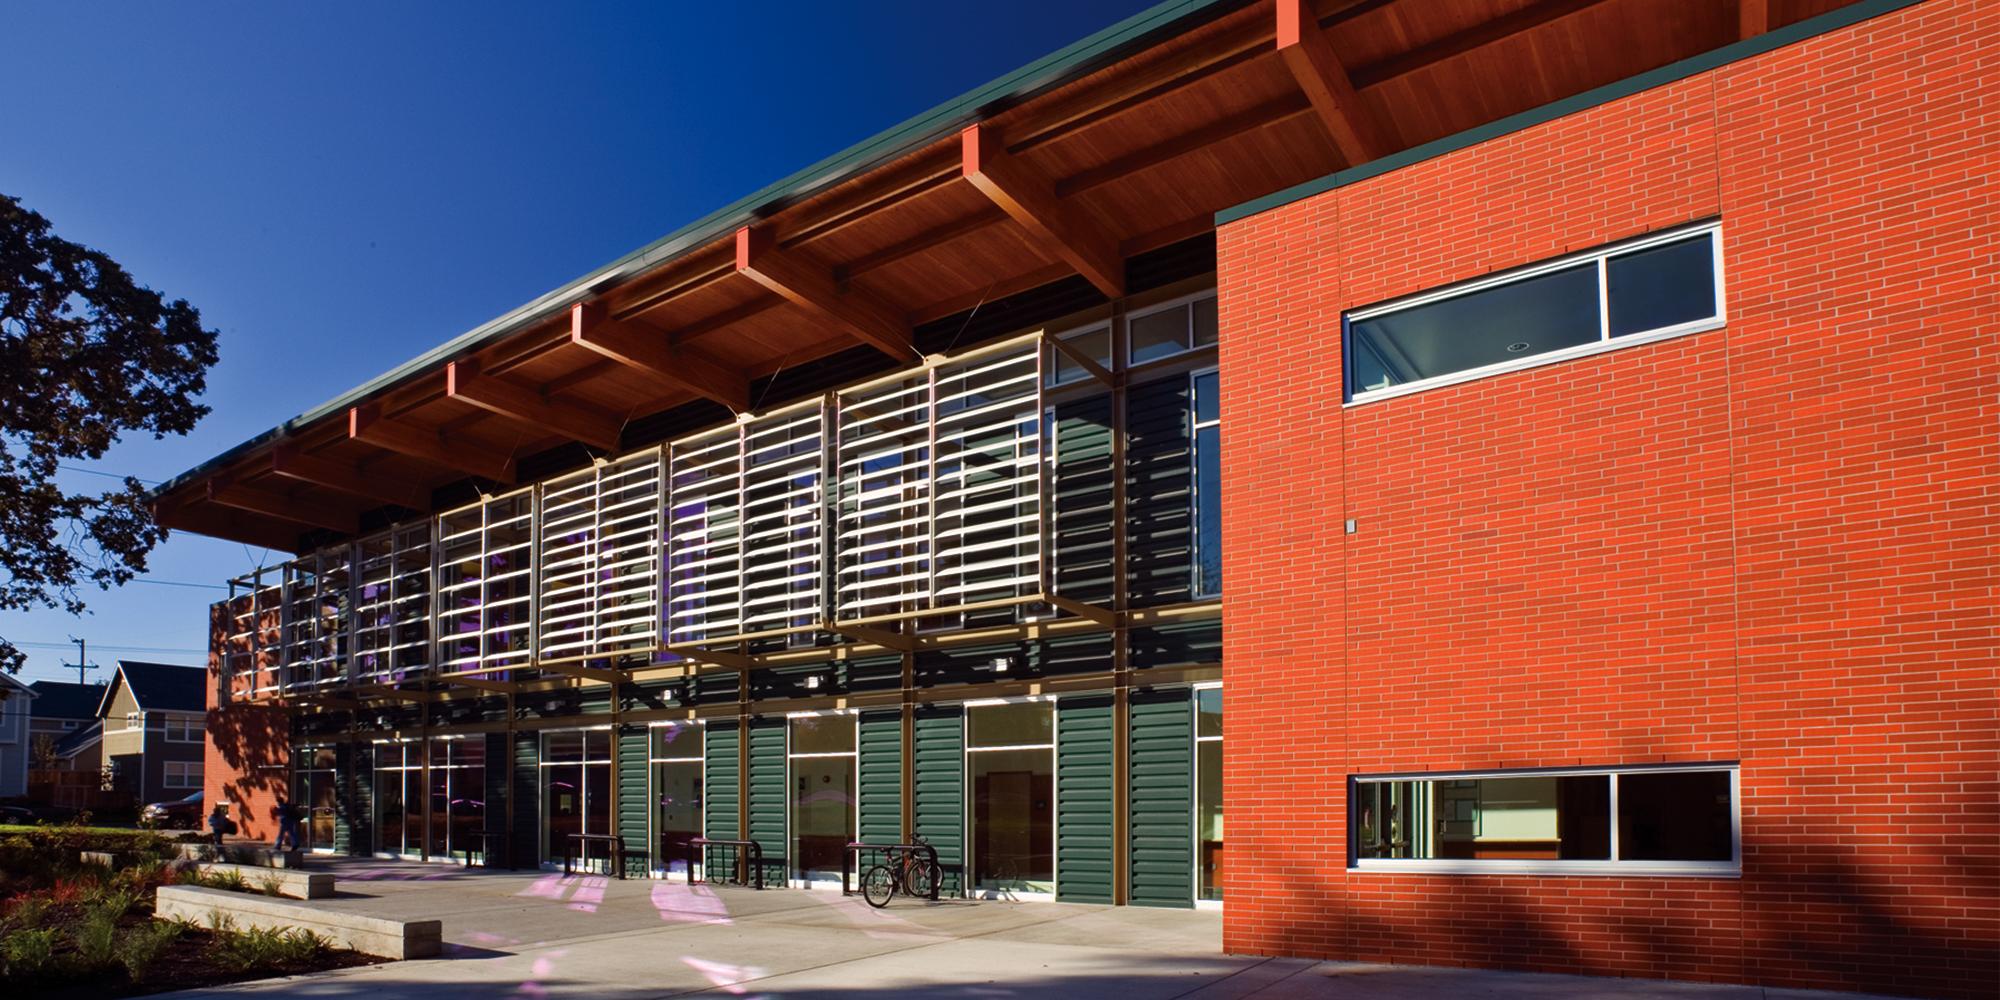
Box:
(1216, 2, 1998, 997)
(204, 598, 289, 841)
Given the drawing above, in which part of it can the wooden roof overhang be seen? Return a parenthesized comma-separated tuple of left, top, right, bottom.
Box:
(154, 0, 1871, 551)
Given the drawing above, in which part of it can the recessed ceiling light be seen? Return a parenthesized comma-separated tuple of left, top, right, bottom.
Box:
(1506, 342, 1531, 353)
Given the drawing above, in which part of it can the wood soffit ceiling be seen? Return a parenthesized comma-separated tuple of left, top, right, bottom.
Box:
(157, 0, 1863, 552)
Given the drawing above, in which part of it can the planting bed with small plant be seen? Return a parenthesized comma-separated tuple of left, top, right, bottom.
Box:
(0, 824, 380, 996)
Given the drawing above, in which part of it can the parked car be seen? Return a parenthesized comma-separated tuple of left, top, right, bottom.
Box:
(0, 805, 35, 825)
(141, 790, 203, 829)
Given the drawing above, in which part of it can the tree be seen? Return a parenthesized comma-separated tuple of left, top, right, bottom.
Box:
(0, 194, 220, 673)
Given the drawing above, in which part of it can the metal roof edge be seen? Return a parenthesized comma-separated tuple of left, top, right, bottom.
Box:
(1213, 0, 1928, 228)
(152, 0, 1246, 503)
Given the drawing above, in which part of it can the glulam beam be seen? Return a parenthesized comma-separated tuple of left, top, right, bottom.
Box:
(1276, 0, 1385, 168)
(960, 123, 1124, 299)
(204, 480, 359, 534)
(269, 443, 427, 510)
(568, 301, 751, 412)
(446, 357, 622, 452)
(733, 226, 916, 362)
(348, 403, 515, 483)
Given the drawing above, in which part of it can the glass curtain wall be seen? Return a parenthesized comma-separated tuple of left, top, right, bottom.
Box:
(650, 721, 704, 873)
(1194, 686, 1222, 901)
(967, 701, 1055, 895)
(426, 737, 487, 862)
(291, 747, 338, 853)
(542, 729, 613, 865)
(373, 741, 425, 858)
(788, 714, 856, 882)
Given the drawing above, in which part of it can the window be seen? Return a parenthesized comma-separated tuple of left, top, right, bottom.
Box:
(1351, 764, 1737, 875)
(60, 721, 78, 731)
(1194, 685, 1222, 902)
(1345, 224, 1723, 402)
(1190, 369, 1221, 598)
(1128, 293, 1218, 366)
(1047, 323, 1112, 386)
(965, 700, 1055, 895)
(125, 712, 144, 730)
(164, 716, 202, 743)
(163, 760, 202, 790)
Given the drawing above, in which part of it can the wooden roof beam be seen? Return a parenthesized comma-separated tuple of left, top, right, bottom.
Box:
(569, 301, 750, 412)
(733, 225, 917, 362)
(348, 403, 516, 483)
(204, 480, 359, 535)
(269, 442, 428, 511)
(446, 357, 623, 452)
(961, 123, 1123, 299)
(1276, 0, 1387, 168)
(154, 497, 303, 553)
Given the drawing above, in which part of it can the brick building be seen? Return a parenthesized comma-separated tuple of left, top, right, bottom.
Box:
(157, 1, 1993, 997)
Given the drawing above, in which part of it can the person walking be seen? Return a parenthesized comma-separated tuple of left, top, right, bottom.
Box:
(274, 796, 303, 852)
(207, 803, 232, 847)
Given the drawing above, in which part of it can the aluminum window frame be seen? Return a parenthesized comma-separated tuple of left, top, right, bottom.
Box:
(960, 695, 1059, 900)
(1188, 366, 1221, 600)
(1190, 681, 1222, 909)
(1348, 761, 1742, 877)
(1125, 289, 1220, 368)
(647, 719, 707, 877)
(1344, 222, 1726, 406)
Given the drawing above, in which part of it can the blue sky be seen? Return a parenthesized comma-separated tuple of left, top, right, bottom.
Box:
(0, 0, 1145, 685)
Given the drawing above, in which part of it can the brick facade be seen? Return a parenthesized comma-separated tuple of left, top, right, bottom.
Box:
(204, 600, 290, 841)
(1216, 2, 1998, 997)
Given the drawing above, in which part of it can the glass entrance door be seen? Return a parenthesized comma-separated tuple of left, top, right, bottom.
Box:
(373, 741, 424, 858)
(541, 729, 612, 866)
(426, 737, 487, 862)
(291, 747, 337, 853)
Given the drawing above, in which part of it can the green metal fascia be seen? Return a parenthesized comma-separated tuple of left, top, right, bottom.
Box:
(152, 0, 1250, 503)
(1214, 0, 1929, 228)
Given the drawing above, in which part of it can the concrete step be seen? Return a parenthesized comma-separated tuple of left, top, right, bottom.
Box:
(175, 842, 305, 868)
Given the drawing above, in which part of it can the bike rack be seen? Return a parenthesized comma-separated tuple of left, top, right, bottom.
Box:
(841, 841, 942, 901)
(685, 837, 767, 890)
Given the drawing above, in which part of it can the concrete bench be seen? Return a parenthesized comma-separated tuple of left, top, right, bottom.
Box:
(79, 850, 118, 867)
(155, 885, 440, 959)
(196, 861, 334, 899)
(175, 842, 305, 868)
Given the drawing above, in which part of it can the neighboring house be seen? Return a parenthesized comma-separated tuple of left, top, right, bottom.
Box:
(0, 674, 39, 798)
(28, 680, 106, 774)
(97, 661, 206, 807)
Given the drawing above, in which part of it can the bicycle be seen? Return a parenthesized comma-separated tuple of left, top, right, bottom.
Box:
(861, 834, 943, 908)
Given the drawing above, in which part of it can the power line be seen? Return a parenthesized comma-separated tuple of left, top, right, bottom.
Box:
(56, 465, 162, 486)
(9, 640, 204, 655)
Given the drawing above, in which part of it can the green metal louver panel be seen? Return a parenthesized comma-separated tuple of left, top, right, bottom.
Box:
(617, 728, 649, 875)
(1054, 397, 1116, 605)
(511, 732, 540, 868)
(913, 705, 964, 894)
(1057, 694, 1115, 903)
(748, 717, 787, 882)
(704, 721, 740, 842)
(858, 710, 903, 845)
(332, 742, 358, 856)
(483, 734, 509, 864)
(1129, 688, 1193, 907)
(1125, 377, 1194, 608)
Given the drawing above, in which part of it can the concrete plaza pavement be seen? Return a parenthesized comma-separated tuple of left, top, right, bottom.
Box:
(162, 858, 1911, 999)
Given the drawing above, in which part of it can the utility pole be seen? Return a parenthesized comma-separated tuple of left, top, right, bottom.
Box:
(64, 636, 100, 686)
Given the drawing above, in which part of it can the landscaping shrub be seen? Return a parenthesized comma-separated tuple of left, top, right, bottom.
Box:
(255, 872, 286, 897)
(202, 869, 248, 893)
(115, 920, 183, 983)
(73, 905, 120, 968)
(3, 893, 49, 930)
(1, 927, 58, 978)
(214, 925, 327, 971)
